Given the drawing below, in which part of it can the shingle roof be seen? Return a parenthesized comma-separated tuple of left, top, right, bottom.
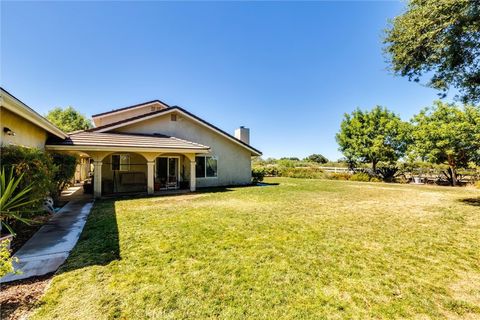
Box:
(46, 131, 210, 150)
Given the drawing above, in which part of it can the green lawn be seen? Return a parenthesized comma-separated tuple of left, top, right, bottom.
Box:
(31, 178, 480, 319)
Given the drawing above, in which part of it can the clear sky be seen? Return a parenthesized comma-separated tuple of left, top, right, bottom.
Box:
(1, 1, 451, 160)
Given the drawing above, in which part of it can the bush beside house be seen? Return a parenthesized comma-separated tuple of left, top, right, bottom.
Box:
(0, 146, 77, 205)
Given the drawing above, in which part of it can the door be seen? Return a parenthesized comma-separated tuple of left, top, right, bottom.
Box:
(167, 158, 178, 188)
(156, 157, 179, 189)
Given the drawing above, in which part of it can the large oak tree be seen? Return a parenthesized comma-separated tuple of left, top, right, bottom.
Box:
(384, 0, 480, 104)
(410, 101, 480, 186)
(336, 106, 409, 172)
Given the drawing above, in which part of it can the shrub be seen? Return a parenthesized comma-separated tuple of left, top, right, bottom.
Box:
(0, 146, 77, 207)
(476, 181, 480, 189)
(0, 146, 56, 210)
(252, 168, 265, 183)
(350, 172, 372, 182)
(0, 239, 17, 278)
(51, 153, 77, 199)
(328, 172, 352, 180)
(279, 167, 326, 179)
(369, 177, 383, 183)
(0, 167, 35, 235)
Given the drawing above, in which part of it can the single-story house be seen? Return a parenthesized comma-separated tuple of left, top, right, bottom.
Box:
(0, 88, 67, 149)
(1, 88, 262, 198)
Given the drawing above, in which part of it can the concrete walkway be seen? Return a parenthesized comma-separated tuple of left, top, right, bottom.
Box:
(1, 187, 93, 283)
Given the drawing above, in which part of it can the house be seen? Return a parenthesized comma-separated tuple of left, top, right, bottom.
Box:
(0, 88, 67, 149)
(46, 100, 262, 198)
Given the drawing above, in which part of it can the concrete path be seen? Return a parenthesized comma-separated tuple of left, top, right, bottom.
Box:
(1, 189, 93, 283)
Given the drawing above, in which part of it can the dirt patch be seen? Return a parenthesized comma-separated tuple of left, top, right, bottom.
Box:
(0, 274, 52, 320)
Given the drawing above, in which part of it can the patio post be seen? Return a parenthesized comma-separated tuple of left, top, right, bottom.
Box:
(190, 160, 196, 191)
(93, 160, 103, 198)
(147, 160, 155, 195)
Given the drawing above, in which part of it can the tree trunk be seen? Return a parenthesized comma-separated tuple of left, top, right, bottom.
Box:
(447, 156, 458, 186)
(450, 166, 458, 186)
(372, 160, 378, 173)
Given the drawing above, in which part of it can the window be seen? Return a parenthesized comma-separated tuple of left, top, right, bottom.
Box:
(170, 114, 177, 121)
(111, 154, 130, 171)
(195, 156, 217, 178)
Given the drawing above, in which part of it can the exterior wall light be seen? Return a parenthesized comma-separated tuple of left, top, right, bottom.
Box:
(3, 127, 15, 136)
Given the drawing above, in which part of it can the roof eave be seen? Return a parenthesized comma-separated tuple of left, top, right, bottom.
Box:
(0, 88, 67, 139)
(45, 144, 210, 154)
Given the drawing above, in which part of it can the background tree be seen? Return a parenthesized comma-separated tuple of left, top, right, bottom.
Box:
(304, 154, 329, 164)
(336, 106, 410, 171)
(384, 0, 480, 104)
(409, 101, 480, 186)
(46, 106, 92, 133)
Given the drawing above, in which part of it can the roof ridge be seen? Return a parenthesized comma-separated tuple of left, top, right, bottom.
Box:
(91, 99, 170, 118)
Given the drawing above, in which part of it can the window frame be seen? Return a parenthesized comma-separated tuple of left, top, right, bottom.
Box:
(195, 155, 218, 179)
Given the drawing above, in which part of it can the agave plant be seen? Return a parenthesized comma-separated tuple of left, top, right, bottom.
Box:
(0, 167, 36, 235)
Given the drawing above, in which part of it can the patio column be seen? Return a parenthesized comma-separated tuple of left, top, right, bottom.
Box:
(93, 160, 102, 198)
(190, 160, 196, 191)
(147, 160, 155, 195)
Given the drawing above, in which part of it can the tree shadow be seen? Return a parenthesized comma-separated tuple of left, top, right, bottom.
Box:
(256, 182, 280, 186)
(57, 200, 120, 273)
(458, 197, 480, 207)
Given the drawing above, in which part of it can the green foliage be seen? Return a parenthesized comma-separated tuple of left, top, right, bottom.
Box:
(410, 101, 480, 185)
(51, 153, 77, 199)
(279, 167, 325, 179)
(0, 146, 77, 207)
(0, 146, 56, 209)
(251, 168, 265, 184)
(327, 172, 352, 180)
(349, 172, 372, 182)
(45, 106, 92, 133)
(0, 167, 35, 235)
(375, 163, 401, 182)
(0, 239, 18, 278)
(304, 154, 329, 164)
(336, 106, 410, 170)
(384, 0, 480, 104)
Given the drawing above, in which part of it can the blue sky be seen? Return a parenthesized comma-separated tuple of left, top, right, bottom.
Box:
(1, 1, 449, 160)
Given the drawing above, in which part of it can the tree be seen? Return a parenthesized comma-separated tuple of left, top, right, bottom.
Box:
(410, 101, 480, 186)
(384, 0, 480, 104)
(304, 154, 329, 164)
(336, 106, 410, 171)
(46, 106, 92, 133)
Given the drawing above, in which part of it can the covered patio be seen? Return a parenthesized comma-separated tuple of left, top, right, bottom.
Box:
(46, 131, 210, 198)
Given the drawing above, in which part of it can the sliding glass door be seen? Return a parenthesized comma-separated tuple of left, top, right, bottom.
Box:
(155, 157, 179, 189)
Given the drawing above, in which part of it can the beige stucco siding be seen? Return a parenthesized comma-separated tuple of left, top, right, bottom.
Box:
(0, 107, 48, 149)
(112, 112, 252, 187)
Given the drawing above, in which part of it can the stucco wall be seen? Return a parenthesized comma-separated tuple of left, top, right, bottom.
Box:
(0, 107, 48, 149)
(112, 111, 252, 187)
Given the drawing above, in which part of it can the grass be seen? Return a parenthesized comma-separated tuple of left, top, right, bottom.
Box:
(31, 178, 480, 319)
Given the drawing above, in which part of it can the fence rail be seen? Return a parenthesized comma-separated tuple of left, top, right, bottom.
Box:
(318, 167, 353, 173)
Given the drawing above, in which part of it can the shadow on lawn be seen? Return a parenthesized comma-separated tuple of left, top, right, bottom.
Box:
(58, 200, 120, 273)
(459, 197, 480, 207)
